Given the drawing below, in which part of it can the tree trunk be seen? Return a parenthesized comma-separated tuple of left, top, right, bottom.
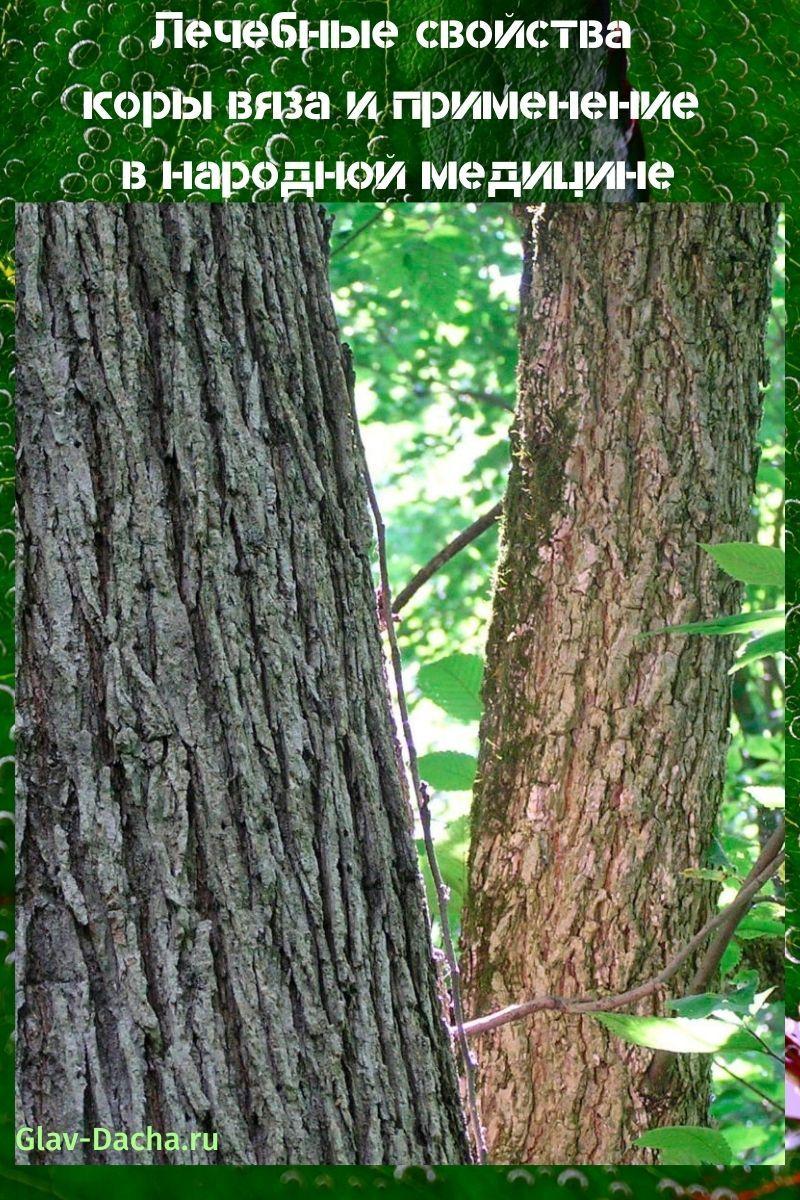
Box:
(15, 203, 469, 1166)
(462, 205, 776, 1164)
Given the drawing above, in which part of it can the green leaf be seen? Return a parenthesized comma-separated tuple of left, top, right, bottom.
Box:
(720, 941, 742, 978)
(746, 785, 785, 810)
(634, 1125, 733, 1166)
(740, 735, 783, 762)
(416, 814, 470, 938)
(416, 653, 483, 722)
(756, 462, 786, 489)
(720, 972, 761, 1015)
(643, 609, 784, 639)
(669, 994, 727, 1019)
(592, 1013, 764, 1054)
(700, 542, 785, 588)
(750, 987, 777, 1014)
(730, 628, 785, 672)
(416, 751, 477, 792)
(721, 1123, 770, 1155)
(735, 903, 784, 941)
(681, 867, 732, 882)
(670, 974, 760, 1020)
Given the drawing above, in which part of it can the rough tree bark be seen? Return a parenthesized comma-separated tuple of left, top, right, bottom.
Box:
(462, 205, 776, 1164)
(15, 203, 469, 1166)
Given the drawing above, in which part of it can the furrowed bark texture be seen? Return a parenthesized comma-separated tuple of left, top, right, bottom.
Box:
(15, 203, 469, 1166)
(462, 205, 776, 1164)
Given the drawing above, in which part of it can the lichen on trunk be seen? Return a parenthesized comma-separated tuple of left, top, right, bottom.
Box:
(15, 202, 469, 1166)
(461, 204, 777, 1164)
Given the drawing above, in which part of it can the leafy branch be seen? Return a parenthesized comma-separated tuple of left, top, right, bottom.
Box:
(644, 541, 785, 673)
(646, 817, 784, 1086)
(459, 831, 783, 1038)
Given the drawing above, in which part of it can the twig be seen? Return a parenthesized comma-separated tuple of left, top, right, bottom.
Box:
(330, 206, 387, 258)
(344, 348, 486, 1163)
(745, 1026, 785, 1065)
(392, 501, 503, 614)
(366, 479, 486, 1162)
(460, 843, 784, 1039)
(711, 1056, 784, 1114)
(647, 817, 784, 1089)
(451, 388, 514, 413)
(684, 819, 783, 993)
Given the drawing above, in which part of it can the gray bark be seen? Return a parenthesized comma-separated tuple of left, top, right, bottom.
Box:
(15, 202, 469, 1165)
(461, 204, 777, 1163)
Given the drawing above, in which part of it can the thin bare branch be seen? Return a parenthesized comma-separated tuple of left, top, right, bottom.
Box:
(647, 818, 784, 1088)
(682, 819, 783, 997)
(453, 389, 515, 413)
(460, 840, 784, 1039)
(330, 206, 387, 258)
(344, 349, 486, 1163)
(711, 1056, 783, 1114)
(392, 501, 503, 614)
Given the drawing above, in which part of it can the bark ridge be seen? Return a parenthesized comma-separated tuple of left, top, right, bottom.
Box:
(463, 204, 776, 1163)
(16, 202, 468, 1165)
